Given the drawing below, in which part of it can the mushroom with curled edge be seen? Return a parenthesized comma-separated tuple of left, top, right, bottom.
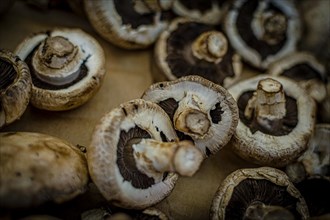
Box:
(267, 52, 327, 103)
(228, 76, 316, 167)
(153, 18, 242, 87)
(210, 167, 309, 220)
(15, 28, 106, 111)
(87, 99, 203, 209)
(84, 0, 174, 49)
(142, 75, 238, 157)
(0, 50, 31, 128)
(224, 0, 301, 70)
(0, 132, 89, 209)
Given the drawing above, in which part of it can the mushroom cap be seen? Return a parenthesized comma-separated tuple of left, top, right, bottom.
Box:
(84, 0, 171, 49)
(267, 51, 327, 102)
(15, 28, 106, 111)
(224, 0, 301, 69)
(0, 132, 89, 209)
(87, 99, 178, 209)
(0, 49, 31, 128)
(210, 167, 309, 220)
(228, 75, 316, 167)
(155, 17, 242, 88)
(142, 75, 238, 157)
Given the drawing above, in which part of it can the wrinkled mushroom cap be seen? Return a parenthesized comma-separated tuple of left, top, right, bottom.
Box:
(15, 28, 105, 111)
(142, 75, 238, 157)
(0, 49, 31, 128)
(229, 75, 316, 167)
(0, 132, 89, 209)
(210, 167, 309, 220)
(87, 99, 178, 209)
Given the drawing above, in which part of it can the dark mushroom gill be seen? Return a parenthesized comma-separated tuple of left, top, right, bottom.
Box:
(0, 57, 17, 93)
(225, 179, 301, 220)
(165, 22, 236, 85)
(281, 63, 326, 82)
(237, 91, 298, 136)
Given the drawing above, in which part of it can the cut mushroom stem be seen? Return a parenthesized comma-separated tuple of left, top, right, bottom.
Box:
(244, 78, 286, 131)
(173, 93, 211, 138)
(133, 139, 203, 178)
(244, 201, 295, 220)
(192, 31, 228, 63)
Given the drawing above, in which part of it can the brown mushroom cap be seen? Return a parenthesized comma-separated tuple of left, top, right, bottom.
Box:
(0, 132, 89, 209)
(224, 0, 301, 69)
(15, 28, 106, 111)
(228, 75, 316, 167)
(210, 167, 309, 220)
(87, 99, 179, 209)
(0, 50, 31, 128)
(142, 75, 238, 157)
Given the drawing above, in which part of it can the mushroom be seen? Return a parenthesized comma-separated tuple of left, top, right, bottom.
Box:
(228, 76, 316, 167)
(0, 132, 89, 209)
(15, 28, 105, 111)
(267, 52, 327, 103)
(224, 0, 301, 70)
(210, 167, 309, 220)
(87, 99, 203, 209)
(84, 0, 174, 49)
(172, 0, 227, 24)
(0, 49, 31, 128)
(142, 75, 238, 157)
(153, 17, 242, 88)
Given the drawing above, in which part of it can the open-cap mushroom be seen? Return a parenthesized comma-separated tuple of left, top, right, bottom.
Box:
(267, 52, 327, 103)
(0, 49, 31, 128)
(224, 0, 301, 70)
(153, 17, 242, 88)
(210, 167, 309, 220)
(172, 0, 227, 25)
(142, 75, 238, 157)
(0, 132, 89, 209)
(84, 0, 174, 49)
(15, 28, 105, 111)
(228, 76, 316, 167)
(87, 99, 203, 209)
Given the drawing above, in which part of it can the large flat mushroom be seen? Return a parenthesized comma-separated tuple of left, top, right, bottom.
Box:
(87, 99, 203, 209)
(142, 75, 238, 157)
(15, 28, 106, 111)
(228, 76, 316, 167)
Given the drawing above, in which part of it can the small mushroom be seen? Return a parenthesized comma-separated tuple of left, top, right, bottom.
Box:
(0, 132, 89, 209)
(224, 0, 301, 69)
(142, 75, 238, 157)
(172, 0, 227, 24)
(87, 99, 203, 209)
(84, 0, 174, 49)
(267, 52, 327, 103)
(154, 18, 242, 87)
(210, 167, 309, 220)
(0, 49, 31, 128)
(15, 28, 105, 111)
(228, 76, 316, 167)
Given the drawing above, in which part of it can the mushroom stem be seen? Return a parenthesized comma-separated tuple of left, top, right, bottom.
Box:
(173, 93, 211, 138)
(191, 31, 228, 63)
(132, 139, 203, 178)
(244, 201, 295, 220)
(244, 78, 286, 131)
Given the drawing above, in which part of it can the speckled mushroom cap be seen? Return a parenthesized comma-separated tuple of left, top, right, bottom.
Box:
(267, 52, 327, 103)
(224, 0, 301, 70)
(210, 167, 309, 220)
(15, 28, 105, 111)
(228, 75, 316, 167)
(142, 75, 238, 157)
(172, 0, 227, 24)
(0, 132, 89, 209)
(87, 99, 179, 209)
(0, 50, 31, 128)
(154, 18, 242, 88)
(84, 0, 173, 49)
